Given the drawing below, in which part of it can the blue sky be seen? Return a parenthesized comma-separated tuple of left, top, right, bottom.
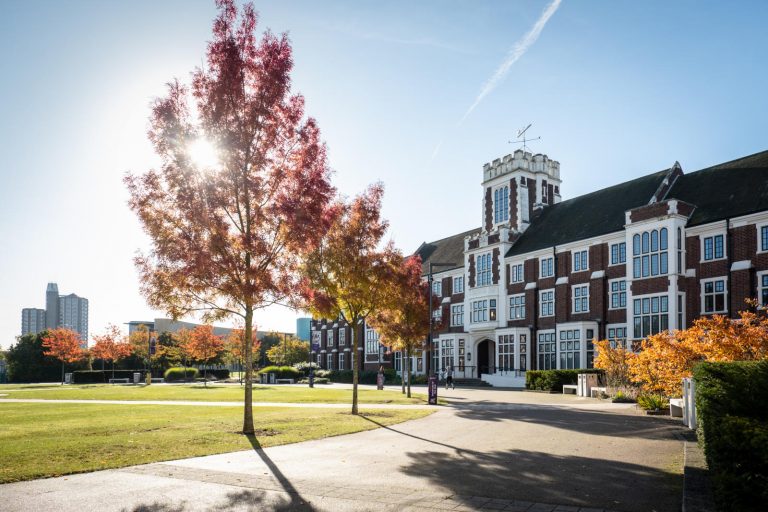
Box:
(1, 0, 767, 348)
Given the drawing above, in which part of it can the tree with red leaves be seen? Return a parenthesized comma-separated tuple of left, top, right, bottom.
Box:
(124, 1, 333, 433)
(91, 324, 131, 380)
(226, 327, 261, 384)
(368, 255, 438, 398)
(302, 184, 399, 414)
(42, 327, 84, 385)
(185, 325, 225, 387)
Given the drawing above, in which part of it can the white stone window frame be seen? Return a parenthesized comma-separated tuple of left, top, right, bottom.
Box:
(432, 279, 442, 296)
(757, 222, 768, 254)
(700, 231, 727, 263)
(572, 284, 589, 313)
(493, 184, 510, 225)
(539, 289, 555, 317)
(537, 330, 557, 370)
(758, 270, 768, 308)
(450, 304, 464, 326)
(338, 328, 346, 346)
(609, 242, 626, 266)
(510, 262, 525, 284)
(572, 248, 589, 273)
(700, 276, 728, 314)
(509, 293, 526, 320)
(326, 353, 334, 371)
(606, 324, 628, 348)
(338, 352, 345, 370)
(632, 228, 670, 279)
(476, 252, 493, 287)
(453, 275, 464, 294)
(608, 278, 627, 311)
(539, 256, 554, 279)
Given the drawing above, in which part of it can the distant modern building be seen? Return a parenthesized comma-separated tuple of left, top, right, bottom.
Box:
(296, 317, 311, 341)
(21, 308, 46, 336)
(20, 283, 89, 347)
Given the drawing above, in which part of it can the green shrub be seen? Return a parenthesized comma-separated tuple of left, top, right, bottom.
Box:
(525, 369, 603, 392)
(293, 362, 320, 375)
(611, 390, 635, 403)
(409, 374, 428, 385)
(298, 377, 329, 384)
(257, 366, 302, 379)
(694, 361, 768, 511)
(199, 368, 229, 380)
(164, 367, 199, 382)
(636, 394, 668, 410)
(314, 369, 330, 378)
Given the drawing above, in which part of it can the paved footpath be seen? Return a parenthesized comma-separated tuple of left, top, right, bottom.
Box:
(0, 388, 687, 512)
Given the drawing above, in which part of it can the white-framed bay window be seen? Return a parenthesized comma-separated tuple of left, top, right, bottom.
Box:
(470, 299, 496, 323)
(606, 325, 627, 348)
(537, 331, 556, 370)
(558, 329, 581, 369)
(476, 253, 492, 286)
(633, 295, 669, 339)
(632, 228, 669, 278)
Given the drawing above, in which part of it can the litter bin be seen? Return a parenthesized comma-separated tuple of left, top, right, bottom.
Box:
(64, 372, 73, 384)
(133, 372, 142, 384)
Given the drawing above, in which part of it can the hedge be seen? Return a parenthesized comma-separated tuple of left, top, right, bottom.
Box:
(164, 367, 199, 382)
(257, 366, 302, 379)
(72, 370, 144, 384)
(199, 368, 230, 380)
(525, 369, 604, 392)
(694, 361, 768, 511)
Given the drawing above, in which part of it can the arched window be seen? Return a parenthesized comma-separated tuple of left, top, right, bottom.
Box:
(633, 228, 669, 278)
(494, 186, 509, 224)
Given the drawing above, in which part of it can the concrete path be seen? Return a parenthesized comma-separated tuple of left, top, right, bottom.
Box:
(0, 388, 686, 512)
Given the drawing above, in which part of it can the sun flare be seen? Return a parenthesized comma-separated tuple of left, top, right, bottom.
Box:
(188, 137, 220, 170)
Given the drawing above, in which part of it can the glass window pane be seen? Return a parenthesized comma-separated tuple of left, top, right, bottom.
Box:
(651, 230, 658, 251)
(660, 228, 668, 250)
(642, 232, 649, 253)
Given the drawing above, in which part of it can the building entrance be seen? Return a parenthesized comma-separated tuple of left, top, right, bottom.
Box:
(477, 338, 496, 376)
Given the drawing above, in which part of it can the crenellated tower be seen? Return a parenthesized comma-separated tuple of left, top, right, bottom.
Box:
(480, 149, 561, 236)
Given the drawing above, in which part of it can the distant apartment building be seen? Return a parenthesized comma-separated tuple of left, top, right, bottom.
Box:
(126, 318, 294, 343)
(21, 308, 46, 336)
(20, 282, 89, 347)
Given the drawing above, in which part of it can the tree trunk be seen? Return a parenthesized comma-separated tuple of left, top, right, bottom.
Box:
(204, 366, 207, 387)
(351, 321, 359, 415)
(401, 349, 406, 394)
(112, 360, 115, 380)
(61, 361, 65, 386)
(242, 308, 255, 434)
(406, 351, 412, 398)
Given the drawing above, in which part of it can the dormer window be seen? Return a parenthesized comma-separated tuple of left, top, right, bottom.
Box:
(494, 186, 509, 224)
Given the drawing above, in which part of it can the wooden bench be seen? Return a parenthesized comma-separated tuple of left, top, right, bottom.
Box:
(109, 378, 130, 384)
(590, 386, 607, 398)
(275, 378, 295, 384)
(669, 398, 684, 418)
(562, 384, 578, 395)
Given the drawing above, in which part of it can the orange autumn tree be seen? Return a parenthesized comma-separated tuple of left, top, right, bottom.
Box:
(592, 339, 633, 390)
(596, 301, 768, 397)
(301, 184, 398, 414)
(185, 325, 225, 386)
(91, 324, 131, 379)
(124, 1, 334, 433)
(226, 328, 261, 384)
(42, 327, 84, 385)
(368, 254, 438, 398)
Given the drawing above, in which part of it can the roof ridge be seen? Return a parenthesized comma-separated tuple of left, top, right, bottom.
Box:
(546, 168, 670, 210)
(692, 148, 768, 172)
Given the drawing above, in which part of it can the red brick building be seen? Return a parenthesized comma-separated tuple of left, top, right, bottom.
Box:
(312, 149, 768, 386)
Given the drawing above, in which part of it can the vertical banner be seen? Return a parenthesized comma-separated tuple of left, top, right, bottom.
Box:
(376, 371, 384, 390)
(428, 375, 438, 405)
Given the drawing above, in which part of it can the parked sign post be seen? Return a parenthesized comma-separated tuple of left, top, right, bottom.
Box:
(428, 374, 438, 405)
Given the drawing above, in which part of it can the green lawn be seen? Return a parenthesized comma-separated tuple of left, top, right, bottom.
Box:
(0, 383, 428, 404)
(0, 402, 432, 483)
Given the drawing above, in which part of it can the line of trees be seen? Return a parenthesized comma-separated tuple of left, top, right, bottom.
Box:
(2, 325, 321, 384)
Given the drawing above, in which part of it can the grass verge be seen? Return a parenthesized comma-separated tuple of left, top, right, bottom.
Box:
(0, 402, 432, 483)
(0, 383, 429, 404)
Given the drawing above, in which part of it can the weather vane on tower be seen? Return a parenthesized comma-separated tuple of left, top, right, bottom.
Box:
(508, 123, 541, 152)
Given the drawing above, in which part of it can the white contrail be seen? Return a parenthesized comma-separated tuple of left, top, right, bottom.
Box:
(459, 0, 562, 125)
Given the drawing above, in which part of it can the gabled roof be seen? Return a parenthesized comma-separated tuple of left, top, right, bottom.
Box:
(667, 149, 768, 226)
(506, 169, 671, 257)
(415, 227, 480, 275)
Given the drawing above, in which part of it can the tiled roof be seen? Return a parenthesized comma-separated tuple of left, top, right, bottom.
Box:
(415, 227, 480, 275)
(668, 149, 768, 226)
(506, 169, 671, 257)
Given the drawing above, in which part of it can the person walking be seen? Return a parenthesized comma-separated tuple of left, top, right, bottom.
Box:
(446, 365, 454, 390)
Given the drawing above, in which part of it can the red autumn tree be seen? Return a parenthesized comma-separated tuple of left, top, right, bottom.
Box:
(91, 324, 131, 380)
(302, 184, 398, 414)
(42, 327, 85, 385)
(185, 325, 225, 386)
(368, 254, 437, 398)
(124, 1, 333, 433)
